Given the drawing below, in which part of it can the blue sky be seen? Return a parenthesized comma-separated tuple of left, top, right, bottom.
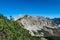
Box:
(0, 0, 60, 18)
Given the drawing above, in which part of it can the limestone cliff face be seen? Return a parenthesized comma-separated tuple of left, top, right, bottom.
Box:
(14, 14, 60, 37)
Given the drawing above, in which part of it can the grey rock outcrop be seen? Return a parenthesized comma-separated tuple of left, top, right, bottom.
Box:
(14, 14, 59, 37)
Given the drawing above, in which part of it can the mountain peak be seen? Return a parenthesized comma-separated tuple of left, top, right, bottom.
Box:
(14, 14, 60, 37)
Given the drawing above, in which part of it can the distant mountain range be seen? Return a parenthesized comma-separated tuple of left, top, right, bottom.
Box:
(52, 18, 60, 25)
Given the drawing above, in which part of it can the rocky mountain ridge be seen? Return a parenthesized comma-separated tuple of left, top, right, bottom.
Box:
(14, 14, 60, 37)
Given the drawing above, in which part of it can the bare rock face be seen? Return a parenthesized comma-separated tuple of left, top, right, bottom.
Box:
(40, 37, 47, 40)
(14, 14, 59, 37)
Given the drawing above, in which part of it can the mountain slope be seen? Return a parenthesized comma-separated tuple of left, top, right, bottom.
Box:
(0, 14, 60, 40)
(0, 14, 41, 40)
(14, 14, 60, 40)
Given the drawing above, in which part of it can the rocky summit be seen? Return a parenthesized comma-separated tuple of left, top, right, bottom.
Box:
(14, 14, 60, 37)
